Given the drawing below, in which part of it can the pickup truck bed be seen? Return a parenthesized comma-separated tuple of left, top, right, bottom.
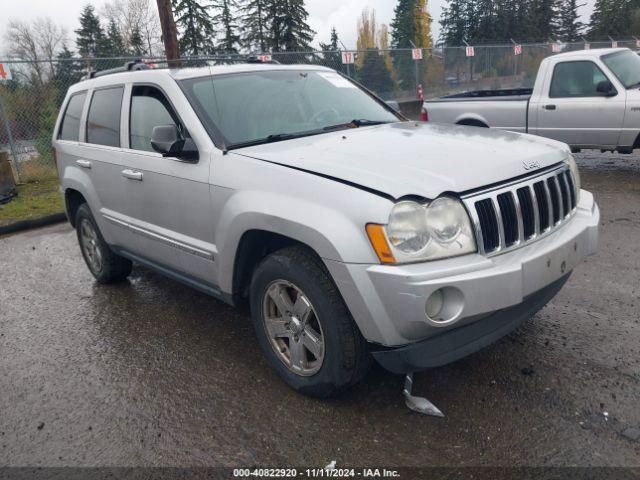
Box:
(441, 88, 533, 100)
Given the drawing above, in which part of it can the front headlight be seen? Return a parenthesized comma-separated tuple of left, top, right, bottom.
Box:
(368, 197, 477, 264)
(564, 154, 581, 200)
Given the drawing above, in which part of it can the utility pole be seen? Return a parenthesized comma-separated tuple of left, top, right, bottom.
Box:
(156, 0, 181, 67)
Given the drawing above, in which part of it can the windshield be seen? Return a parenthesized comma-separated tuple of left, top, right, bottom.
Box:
(179, 69, 400, 149)
(602, 50, 640, 88)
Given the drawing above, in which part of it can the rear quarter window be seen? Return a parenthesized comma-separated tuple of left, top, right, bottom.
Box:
(58, 92, 87, 141)
(86, 87, 124, 147)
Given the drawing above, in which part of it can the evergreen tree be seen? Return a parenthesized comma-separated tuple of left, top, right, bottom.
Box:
(319, 27, 340, 51)
(439, 0, 467, 45)
(557, 0, 584, 41)
(104, 19, 127, 56)
(267, 1, 284, 52)
(588, 0, 638, 38)
(212, 0, 241, 53)
(172, 0, 216, 56)
(75, 5, 105, 57)
(529, 0, 560, 41)
(391, 0, 433, 92)
(241, 0, 270, 52)
(357, 48, 397, 97)
(53, 45, 83, 104)
(319, 27, 344, 72)
(495, 0, 529, 41)
(268, 0, 315, 52)
(391, 0, 433, 47)
(470, 0, 499, 42)
(130, 26, 147, 56)
(282, 0, 315, 51)
(391, 0, 415, 48)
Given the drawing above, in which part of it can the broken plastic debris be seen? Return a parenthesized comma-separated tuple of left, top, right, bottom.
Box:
(403, 373, 444, 417)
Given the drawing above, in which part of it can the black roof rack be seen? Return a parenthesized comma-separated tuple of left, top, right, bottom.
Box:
(83, 59, 150, 80)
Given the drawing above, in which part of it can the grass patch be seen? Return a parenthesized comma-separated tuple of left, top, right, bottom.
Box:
(0, 177, 64, 227)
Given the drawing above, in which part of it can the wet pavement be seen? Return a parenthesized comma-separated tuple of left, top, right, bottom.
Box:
(0, 152, 639, 468)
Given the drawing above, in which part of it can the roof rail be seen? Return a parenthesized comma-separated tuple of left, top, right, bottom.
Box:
(83, 59, 150, 80)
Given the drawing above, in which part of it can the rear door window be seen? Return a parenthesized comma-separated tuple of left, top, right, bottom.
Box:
(549, 61, 609, 98)
(58, 92, 87, 141)
(86, 87, 124, 147)
(129, 85, 180, 152)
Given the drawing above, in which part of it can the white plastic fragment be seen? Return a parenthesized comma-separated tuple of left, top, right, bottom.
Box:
(403, 372, 445, 417)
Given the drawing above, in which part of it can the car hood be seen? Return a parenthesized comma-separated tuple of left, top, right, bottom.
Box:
(231, 122, 570, 199)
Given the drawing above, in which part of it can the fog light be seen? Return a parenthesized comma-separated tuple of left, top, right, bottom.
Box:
(424, 286, 465, 326)
(425, 289, 444, 319)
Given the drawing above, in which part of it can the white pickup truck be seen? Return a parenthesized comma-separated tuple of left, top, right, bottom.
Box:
(423, 48, 640, 153)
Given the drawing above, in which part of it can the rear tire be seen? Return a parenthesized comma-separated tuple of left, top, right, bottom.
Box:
(249, 246, 371, 398)
(75, 203, 132, 284)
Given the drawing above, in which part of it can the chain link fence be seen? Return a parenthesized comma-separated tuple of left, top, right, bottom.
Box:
(0, 39, 638, 186)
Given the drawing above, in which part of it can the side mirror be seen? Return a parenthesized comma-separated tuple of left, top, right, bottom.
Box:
(150, 125, 199, 162)
(596, 80, 616, 97)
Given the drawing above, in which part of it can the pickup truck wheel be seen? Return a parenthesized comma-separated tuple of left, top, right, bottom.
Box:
(250, 247, 371, 398)
(75, 204, 132, 284)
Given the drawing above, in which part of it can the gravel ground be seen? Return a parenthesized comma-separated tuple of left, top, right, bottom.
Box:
(0, 151, 639, 469)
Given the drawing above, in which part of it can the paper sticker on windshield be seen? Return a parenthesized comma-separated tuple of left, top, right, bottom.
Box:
(317, 72, 356, 89)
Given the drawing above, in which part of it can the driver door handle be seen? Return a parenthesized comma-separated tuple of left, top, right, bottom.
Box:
(543, 104, 557, 110)
(121, 169, 143, 181)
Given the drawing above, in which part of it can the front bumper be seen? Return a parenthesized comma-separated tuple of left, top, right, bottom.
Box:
(371, 274, 570, 373)
(325, 190, 599, 354)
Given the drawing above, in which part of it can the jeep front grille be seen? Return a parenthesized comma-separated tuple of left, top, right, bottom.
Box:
(462, 165, 578, 256)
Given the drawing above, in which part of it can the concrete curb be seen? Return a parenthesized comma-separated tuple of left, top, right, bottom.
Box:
(0, 212, 67, 237)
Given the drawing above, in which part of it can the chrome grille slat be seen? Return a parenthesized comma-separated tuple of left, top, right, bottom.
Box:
(511, 190, 525, 244)
(529, 184, 540, 236)
(492, 196, 506, 251)
(497, 192, 519, 247)
(542, 181, 554, 231)
(552, 176, 564, 223)
(468, 203, 486, 255)
(565, 171, 576, 209)
(462, 165, 577, 258)
(558, 172, 571, 216)
(516, 187, 535, 240)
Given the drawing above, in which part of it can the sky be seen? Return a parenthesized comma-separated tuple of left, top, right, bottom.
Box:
(0, 0, 597, 52)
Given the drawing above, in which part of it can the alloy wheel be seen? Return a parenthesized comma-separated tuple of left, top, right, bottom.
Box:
(79, 218, 103, 274)
(261, 280, 325, 376)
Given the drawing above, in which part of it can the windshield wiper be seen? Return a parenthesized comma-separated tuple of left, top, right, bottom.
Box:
(228, 131, 323, 150)
(227, 120, 393, 150)
(323, 119, 391, 131)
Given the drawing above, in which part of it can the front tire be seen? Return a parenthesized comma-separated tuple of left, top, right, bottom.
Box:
(249, 246, 371, 398)
(75, 203, 132, 284)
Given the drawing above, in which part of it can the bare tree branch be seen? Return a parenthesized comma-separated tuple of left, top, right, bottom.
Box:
(102, 0, 163, 55)
(3, 18, 67, 85)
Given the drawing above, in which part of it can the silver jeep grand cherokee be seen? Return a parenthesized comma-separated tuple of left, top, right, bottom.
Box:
(53, 61, 599, 403)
